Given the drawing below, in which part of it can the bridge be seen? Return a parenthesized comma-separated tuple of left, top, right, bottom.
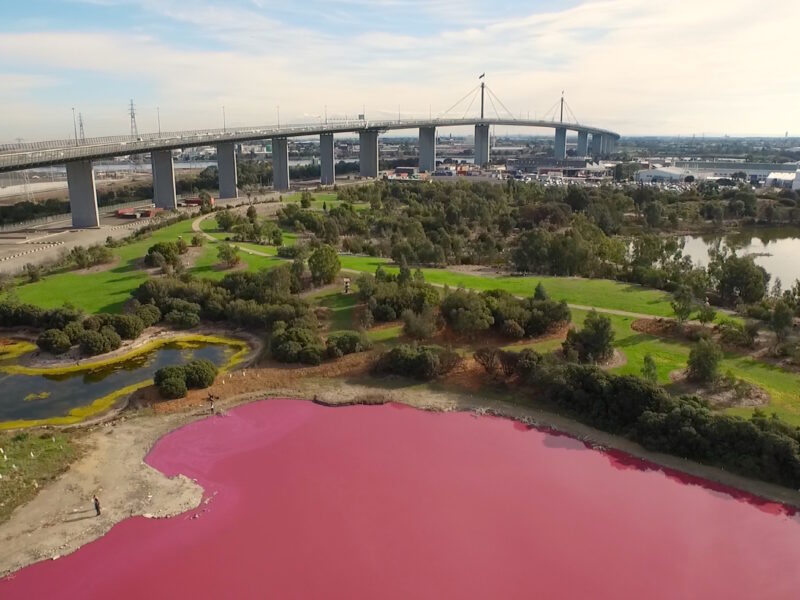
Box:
(0, 116, 620, 228)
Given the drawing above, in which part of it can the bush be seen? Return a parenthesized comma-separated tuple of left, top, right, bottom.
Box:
(325, 330, 371, 358)
(109, 314, 145, 340)
(271, 324, 325, 364)
(474, 347, 499, 375)
(687, 338, 722, 383)
(191, 234, 205, 247)
(501, 320, 525, 339)
(158, 376, 187, 399)
(373, 344, 462, 380)
(100, 326, 122, 352)
(78, 330, 108, 356)
(562, 310, 615, 363)
(63, 320, 85, 344)
(135, 304, 162, 328)
(154, 365, 186, 386)
(165, 310, 200, 329)
(217, 243, 241, 268)
(441, 290, 494, 338)
(401, 306, 439, 340)
(37, 329, 72, 355)
(718, 319, 757, 347)
(183, 359, 218, 389)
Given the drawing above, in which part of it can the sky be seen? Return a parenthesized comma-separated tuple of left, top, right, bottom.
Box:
(0, 0, 798, 141)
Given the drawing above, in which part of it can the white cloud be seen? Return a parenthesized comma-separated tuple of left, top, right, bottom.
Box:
(1, 0, 799, 139)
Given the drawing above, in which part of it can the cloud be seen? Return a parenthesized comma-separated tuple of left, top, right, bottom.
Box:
(1, 0, 798, 139)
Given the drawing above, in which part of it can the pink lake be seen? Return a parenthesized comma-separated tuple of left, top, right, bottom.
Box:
(3, 398, 800, 599)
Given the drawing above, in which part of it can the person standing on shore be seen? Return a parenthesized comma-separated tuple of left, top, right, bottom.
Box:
(93, 495, 101, 517)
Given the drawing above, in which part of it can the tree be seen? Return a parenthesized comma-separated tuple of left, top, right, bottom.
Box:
(440, 290, 494, 338)
(191, 234, 205, 247)
(562, 310, 614, 362)
(307, 244, 340, 285)
(533, 282, 549, 301)
(716, 256, 767, 305)
(183, 359, 218, 389)
(644, 201, 662, 228)
(246, 205, 258, 222)
(157, 376, 187, 399)
(300, 191, 313, 208)
(217, 243, 241, 268)
(23, 263, 41, 283)
(474, 347, 499, 375)
(641, 354, 658, 383)
(697, 303, 716, 326)
(671, 286, 694, 325)
(687, 338, 722, 383)
(771, 300, 794, 342)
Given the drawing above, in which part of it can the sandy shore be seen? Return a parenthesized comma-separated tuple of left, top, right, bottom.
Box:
(2, 373, 800, 578)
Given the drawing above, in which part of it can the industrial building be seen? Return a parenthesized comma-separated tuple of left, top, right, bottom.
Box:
(635, 166, 692, 184)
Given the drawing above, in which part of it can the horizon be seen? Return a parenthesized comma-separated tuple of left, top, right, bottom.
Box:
(1, 0, 798, 141)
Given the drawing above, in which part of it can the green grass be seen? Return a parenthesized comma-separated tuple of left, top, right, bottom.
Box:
(310, 290, 358, 331)
(15, 219, 200, 313)
(0, 430, 78, 523)
(338, 255, 675, 318)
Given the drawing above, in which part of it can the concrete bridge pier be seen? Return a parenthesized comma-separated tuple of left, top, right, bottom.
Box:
(359, 130, 379, 178)
(66, 160, 100, 228)
(216, 142, 238, 199)
(151, 150, 177, 210)
(320, 133, 335, 185)
(272, 137, 290, 191)
(419, 126, 436, 172)
(474, 124, 490, 167)
(606, 138, 616, 155)
(554, 127, 567, 159)
(590, 133, 604, 156)
(576, 131, 589, 156)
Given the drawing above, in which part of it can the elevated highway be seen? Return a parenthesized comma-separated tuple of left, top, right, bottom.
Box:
(0, 117, 621, 228)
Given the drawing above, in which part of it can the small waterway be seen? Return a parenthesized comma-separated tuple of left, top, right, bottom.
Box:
(681, 226, 800, 287)
(0, 340, 240, 427)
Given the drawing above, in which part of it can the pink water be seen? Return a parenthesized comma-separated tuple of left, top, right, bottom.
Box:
(3, 399, 800, 599)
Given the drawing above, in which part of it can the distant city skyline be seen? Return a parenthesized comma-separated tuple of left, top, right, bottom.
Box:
(1, 0, 798, 141)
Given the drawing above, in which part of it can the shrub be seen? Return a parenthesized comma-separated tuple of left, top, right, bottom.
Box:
(37, 329, 72, 355)
(562, 310, 615, 363)
(78, 330, 108, 356)
(325, 330, 371, 358)
(718, 319, 757, 347)
(497, 350, 520, 377)
(501, 320, 525, 339)
(441, 289, 494, 338)
(372, 303, 397, 322)
(191, 234, 205, 247)
(165, 310, 200, 329)
(100, 326, 122, 352)
(154, 365, 186, 386)
(687, 338, 722, 383)
(158, 376, 187, 399)
(641, 354, 658, 383)
(135, 304, 162, 328)
(109, 314, 145, 340)
(474, 347, 499, 375)
(271, 325, 325, 364)
(63, 320, 85, 344)
(217, 243, 241, 268)
(401, 306, 439, 340)
(373, 344, 461, 380)
(183, 359, 218, 389)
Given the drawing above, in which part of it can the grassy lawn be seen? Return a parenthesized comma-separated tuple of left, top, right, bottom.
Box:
(338, 255, 675, 318)
(15, 219, 199, 313)
(0, 430, 79, 523)
(309, 289, 358, 331)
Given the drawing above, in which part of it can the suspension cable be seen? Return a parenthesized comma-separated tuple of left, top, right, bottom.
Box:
(438, 84, 481, 119)
(485, 86, 517, 120)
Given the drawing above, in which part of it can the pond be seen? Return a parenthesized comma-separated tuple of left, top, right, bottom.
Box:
(2, 399, 798, 599)
(681, 226, 800, 288)
(0, 337, 247, 429)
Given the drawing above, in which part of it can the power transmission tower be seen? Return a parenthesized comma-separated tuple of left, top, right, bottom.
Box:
(129, 99, 139, 139)
(78, 113, 86, 143)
